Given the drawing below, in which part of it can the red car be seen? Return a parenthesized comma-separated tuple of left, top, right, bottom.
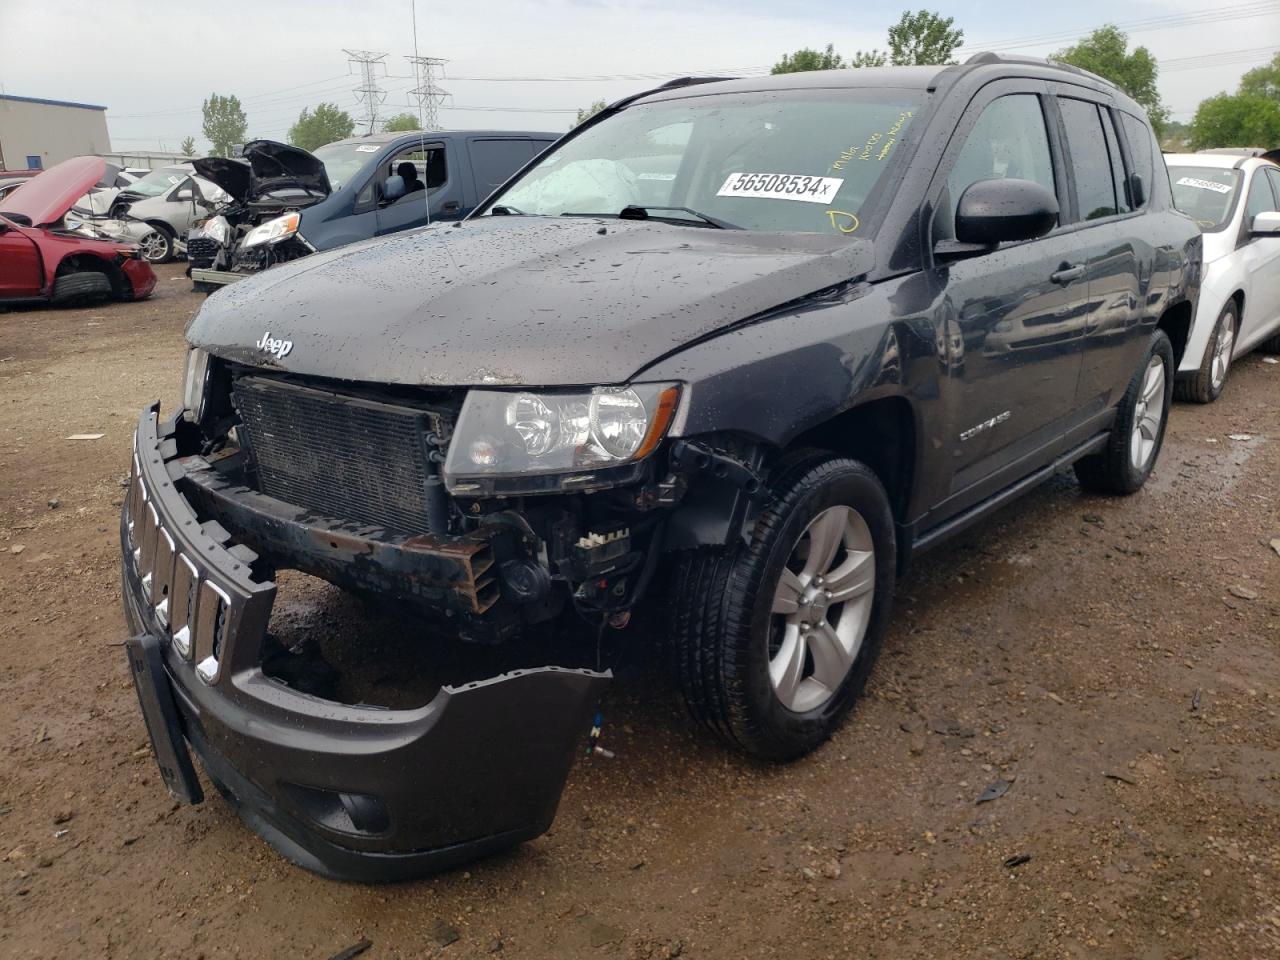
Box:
(0, 156, 156, 306)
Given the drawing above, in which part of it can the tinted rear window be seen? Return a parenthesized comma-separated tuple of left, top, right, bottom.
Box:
(470, 139, 547, 195)
(1120, 113, 1154, 207)
(1058, 98, 1119, 221)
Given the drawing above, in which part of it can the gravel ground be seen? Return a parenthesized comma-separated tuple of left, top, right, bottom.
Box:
(1, 264, 1278, 960)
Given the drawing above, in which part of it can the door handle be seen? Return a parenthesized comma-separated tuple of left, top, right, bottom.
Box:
(441, 200, 461, 214)
(1051, 264, 1086, 285)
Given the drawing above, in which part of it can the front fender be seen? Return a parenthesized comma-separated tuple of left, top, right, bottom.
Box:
(1180, 258, 1244, 375)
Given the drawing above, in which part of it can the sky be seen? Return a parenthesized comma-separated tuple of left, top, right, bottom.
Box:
(0, 0, 1276, 155)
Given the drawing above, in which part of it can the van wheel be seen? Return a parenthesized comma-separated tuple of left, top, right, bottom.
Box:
(670, 454, 896, 761)
(144, 223, 175, 263)
(1175, 300, 1236, 403)
(1075, 330, 1174, 495)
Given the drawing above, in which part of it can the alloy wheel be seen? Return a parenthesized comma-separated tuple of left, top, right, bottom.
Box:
(138, 231, 168, 263)
(1211, 314, 1235, 392)
(768, 505, 876, 713)
(1130, 355, 1166, 470)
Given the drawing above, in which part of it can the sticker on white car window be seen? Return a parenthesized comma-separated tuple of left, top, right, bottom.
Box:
(356, 144, 380, 153)
(167, 176, 181, 184)
(637, 172, 676, 181)
(1176, 176, 1232, 194)
(716, 173, 843, 204)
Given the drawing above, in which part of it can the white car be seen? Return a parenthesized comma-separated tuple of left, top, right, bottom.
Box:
(1165, 152, 1280, 402)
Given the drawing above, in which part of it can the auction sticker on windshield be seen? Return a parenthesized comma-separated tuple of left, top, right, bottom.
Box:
(1176, 176, 1232, 194)
(717, 173, 844, 204)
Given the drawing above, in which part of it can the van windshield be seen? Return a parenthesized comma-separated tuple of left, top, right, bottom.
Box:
(311, 142, 383, 191)
(483, 89, 923, 236)
(126, 166, 191, 198)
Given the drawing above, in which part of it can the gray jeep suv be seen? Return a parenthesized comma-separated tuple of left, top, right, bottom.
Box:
(121, 53, 1200, 881)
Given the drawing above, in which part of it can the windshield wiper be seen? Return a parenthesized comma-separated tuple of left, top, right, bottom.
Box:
(618, 205, 739, 229)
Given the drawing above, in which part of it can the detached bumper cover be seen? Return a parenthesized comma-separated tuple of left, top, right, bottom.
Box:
(120, 404, 609, 882)
(189, 267, 245, 287)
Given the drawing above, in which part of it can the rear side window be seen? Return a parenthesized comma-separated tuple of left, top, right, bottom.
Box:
(1058, 98, 1119, 221)
(945, 94, 1056, 223)
(1120, 113, 1154, 207)
(1100, 111, 1133, 214)
(470, 140, 545, 195)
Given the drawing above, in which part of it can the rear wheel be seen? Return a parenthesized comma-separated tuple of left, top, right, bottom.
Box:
(670, 455, 896, 761)
(1075, 330, 1174, 495)
(1175, 300, 1236, 403)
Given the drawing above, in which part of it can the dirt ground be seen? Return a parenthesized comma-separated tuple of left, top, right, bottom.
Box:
(1, 263, 1278, 960)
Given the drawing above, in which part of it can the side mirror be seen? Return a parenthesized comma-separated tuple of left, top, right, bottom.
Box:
(175, 188, 193, 201)
(1250, 211, 1280, 236)
(382, 175, 406, 203)
(955, 178, 1059, 246)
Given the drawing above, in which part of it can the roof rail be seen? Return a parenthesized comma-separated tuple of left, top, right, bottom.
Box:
(964, 51, 1115, 89)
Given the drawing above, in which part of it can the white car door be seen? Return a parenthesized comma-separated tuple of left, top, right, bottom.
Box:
(1236, 167, 1280, 350)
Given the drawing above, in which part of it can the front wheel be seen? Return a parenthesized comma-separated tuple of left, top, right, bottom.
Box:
(1075, 330, 1174, 495)
(670, 455, 896, 761)
(1175, 300, 1236, 404)
(136, 228, 172, 264)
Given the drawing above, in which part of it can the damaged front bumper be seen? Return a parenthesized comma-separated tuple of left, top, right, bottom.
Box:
(120, 403, 609, 882)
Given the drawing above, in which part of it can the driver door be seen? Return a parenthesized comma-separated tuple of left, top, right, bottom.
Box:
(375, 143, 461, 235)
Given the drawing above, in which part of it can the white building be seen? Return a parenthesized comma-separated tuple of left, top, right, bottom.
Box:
(0, 94, 112, 171)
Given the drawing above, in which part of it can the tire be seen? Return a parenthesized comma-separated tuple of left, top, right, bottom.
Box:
(1075, 330, 1174, 495)
(144, 223, 175, 263)
(1175, 300, 1237, 404)
(51, 271, 112, 305)
(1261, 329, 1280, 354)
(670, 454, 896, 761)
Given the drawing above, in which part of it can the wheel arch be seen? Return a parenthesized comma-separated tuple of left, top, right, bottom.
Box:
(54, 252, 128, 299)
(1157, 298, 1194, 369)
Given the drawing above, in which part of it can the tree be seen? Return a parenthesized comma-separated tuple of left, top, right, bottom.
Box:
(574, 100, 608, 127)
(288, 103, 355, 152)
(1052, 26, 1167, 134)
(1238, 52, 1280, 101)
(201, 93, 248, 158)
(772, 44, 846, 74)
(1189, 93, 1280, 149)
(179, 136, 196, 157)
(383, 112, 421, 133)
(887, 10, 963, 66)
(849, 50, 889, 68)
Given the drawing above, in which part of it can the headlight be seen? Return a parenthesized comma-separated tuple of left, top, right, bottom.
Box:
(182, 347, 210, 421)
(240, 212, 300, 249)
(200, 215, 231, 246)
(444, 383, 680, 489)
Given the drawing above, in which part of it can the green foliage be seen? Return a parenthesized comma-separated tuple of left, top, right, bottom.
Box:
(849, 49, 889, 68)
(1238, 52, 1280, 101)
(383, 113, 422, 133)
(1189, 93, 1280, 150)
(179, 136, 196, 157)
(1052, 26, 1167, 134)
(772, 44, 847, 74)
(288, 103, 355, 153)
(574, 100, 609, 127)
(201, 93, 248, 158)
(1160, 119, 1189, 153)
(887, 9, 963, 66)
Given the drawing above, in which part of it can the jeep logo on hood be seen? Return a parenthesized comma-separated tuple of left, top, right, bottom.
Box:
(256, 331, 293, 359)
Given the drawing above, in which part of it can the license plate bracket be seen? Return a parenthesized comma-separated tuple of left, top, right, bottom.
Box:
(125, 633, 204, 805)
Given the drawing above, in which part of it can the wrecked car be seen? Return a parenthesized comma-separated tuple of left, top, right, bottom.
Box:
(121, 55, 1200, 881)
(186, 131, 556, 290)
(109, 164, 231, 262)
(0, 156, 156, 306)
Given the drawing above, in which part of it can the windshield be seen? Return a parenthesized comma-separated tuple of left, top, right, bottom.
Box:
(1169, 166, 1240, 230)
(483, 89, 922, 235)
(311, 141, 383, 191)
(125, 166, 191, 197)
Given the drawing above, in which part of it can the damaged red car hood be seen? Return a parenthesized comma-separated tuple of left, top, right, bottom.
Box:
(0, 156, 106, 227)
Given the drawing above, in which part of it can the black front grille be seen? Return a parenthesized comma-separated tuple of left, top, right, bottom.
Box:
(186, 235, 220, 266)
(232, 377, 448, 535)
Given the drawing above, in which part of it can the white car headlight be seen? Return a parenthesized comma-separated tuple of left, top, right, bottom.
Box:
(182, 347, 210, 421)
(443, 384, 680, 489)
(240, 212, 300, 249)
(199, 215, 231, 246)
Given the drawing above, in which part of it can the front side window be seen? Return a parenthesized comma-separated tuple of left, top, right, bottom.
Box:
(1168, 166, 1240, 230)
(1244, 168, 1277, 224)
(483, 89, 923, 236)
(945, 93, 1055, 225)
(1059, 98, 1119, 221)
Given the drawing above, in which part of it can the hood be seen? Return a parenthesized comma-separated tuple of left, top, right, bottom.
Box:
(193, 140, 329, 202)
(0, 155, 105, 227)
(188, 216, 875, 386)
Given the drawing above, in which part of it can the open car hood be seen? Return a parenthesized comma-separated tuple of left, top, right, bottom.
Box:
(0, 155, 106, 227)
(193, 141, 330, 203)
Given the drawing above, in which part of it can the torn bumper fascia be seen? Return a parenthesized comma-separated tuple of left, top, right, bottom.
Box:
(120, 403, 610, 882)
